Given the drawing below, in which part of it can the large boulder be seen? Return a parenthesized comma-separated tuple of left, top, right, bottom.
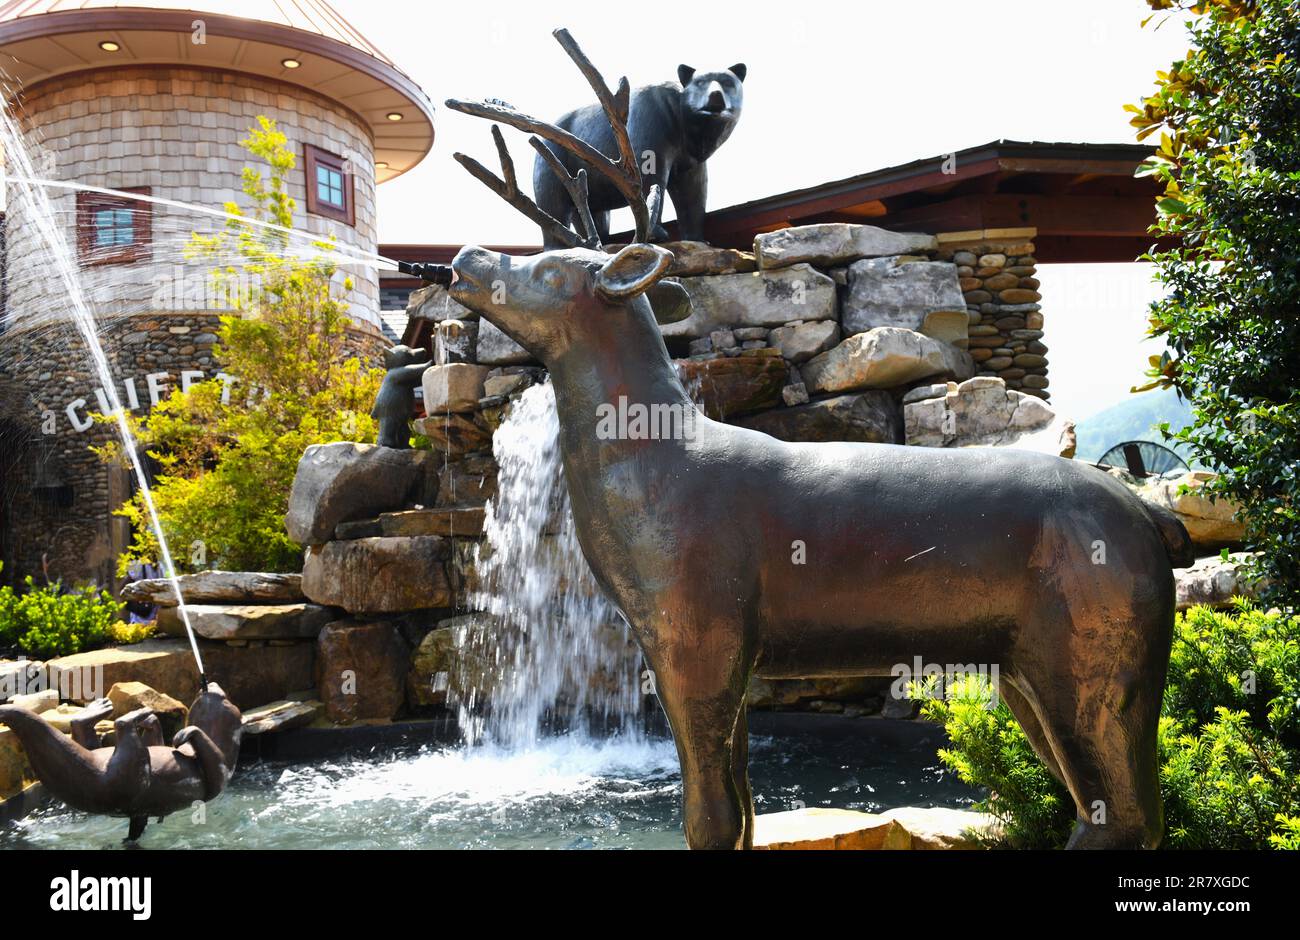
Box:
(1175, 552, 1261, 610)
(285, 443, 436, 546)
(1137, 471, 1246, 551)
(842, 257, 968, 335)
(421, 363, 489, 414)
(407, 282, 472, 323)
(735, 391, 901, 444)
(315, 620, 409, 723)
(120, 571, 303, 607)
(802, 327, 973, 395)
(302, 537, 452, 614)
(476, 319, 532, 366)
(754, 223, 937, 270)
(674, 353, 788, 419)
(662, 265, 836, 339)
(157, 603, 335, 640)
(903, 376, 1075, 457)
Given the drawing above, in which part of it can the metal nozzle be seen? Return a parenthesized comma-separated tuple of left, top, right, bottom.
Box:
(397, 260, 454, 286)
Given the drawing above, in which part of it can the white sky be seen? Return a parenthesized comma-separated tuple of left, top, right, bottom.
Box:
(341, 0, 1190, 421)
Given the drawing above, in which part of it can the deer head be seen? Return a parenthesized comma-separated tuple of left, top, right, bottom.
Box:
(444, 29, 690, 363)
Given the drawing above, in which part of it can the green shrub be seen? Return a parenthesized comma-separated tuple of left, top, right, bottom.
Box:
(0, 564, 124, 659)
(919, 602, 1300, 849)
(95, 117, 383, 574)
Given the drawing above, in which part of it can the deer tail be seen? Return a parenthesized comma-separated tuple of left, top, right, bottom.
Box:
(1139, 501, 1195, 569)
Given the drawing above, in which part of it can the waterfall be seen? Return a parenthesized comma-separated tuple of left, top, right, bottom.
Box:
(453, 381, 645, 749)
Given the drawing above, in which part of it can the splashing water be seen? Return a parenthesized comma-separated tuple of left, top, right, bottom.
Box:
(0, 105, 209, 678)
(1, 175, 400, 272)
(454, 382, 646, 749)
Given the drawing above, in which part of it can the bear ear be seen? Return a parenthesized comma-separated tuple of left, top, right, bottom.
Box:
(677, 64, 695, 86)
(729, 63, 747, 83)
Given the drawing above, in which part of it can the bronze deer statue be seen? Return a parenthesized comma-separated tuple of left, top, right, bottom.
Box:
(443, 29, 1193, 850)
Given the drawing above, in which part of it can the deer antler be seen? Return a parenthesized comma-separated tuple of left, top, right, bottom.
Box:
(445, 27, 652, 244)
(450, 125, 582, 249)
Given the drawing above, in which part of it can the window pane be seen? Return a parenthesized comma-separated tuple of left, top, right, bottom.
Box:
(93, 206, 134, 247)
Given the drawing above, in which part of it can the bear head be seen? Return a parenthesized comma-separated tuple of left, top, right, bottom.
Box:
(383, 344, 430, 370)
(676, 64, 745, 160)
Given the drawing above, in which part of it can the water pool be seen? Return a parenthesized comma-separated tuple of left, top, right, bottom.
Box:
(1, 716, 977, 850)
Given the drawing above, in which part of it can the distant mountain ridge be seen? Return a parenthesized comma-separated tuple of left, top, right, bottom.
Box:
(1073, 387, 1196, 464)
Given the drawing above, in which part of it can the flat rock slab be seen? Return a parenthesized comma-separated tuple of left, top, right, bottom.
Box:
(285, 443, 437, 546)
(736, 390, 901, 444)
(755, 223, 937, 270)
(157, 603, 336, 640)
(753, 806, 993, 850)
(663, 265, 836, 339)
(842, 258, 968, 335)
(302, 536, 452, 614)
(241, 698, 324, 735)
(121, 571, 304, 607)
(802, 327, 973, 395)
(379, 506, 486, 538)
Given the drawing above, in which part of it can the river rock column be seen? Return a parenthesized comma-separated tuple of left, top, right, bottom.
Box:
(941, 238, 1049, 401)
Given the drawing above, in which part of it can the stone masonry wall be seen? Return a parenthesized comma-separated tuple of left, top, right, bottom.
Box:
(4, 66, 380, 328)
(0, 314, 384, 588)
(939, 239, 1048, 399)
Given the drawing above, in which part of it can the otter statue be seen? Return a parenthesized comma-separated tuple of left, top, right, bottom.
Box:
(0, 682, 243, 841)
(371, 344, 432, 449)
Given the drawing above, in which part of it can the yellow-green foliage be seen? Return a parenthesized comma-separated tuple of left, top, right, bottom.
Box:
(0, 564, 124, 659)
(920, 602, 1300, 849)
(97, 117, 383, 574)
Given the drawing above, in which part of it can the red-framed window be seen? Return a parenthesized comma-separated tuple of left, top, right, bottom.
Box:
(304, 144, 355, 226)
(76, 187, 151, 266)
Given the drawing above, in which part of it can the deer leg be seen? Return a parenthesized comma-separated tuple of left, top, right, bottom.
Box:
(997, 679, 1065, 786)
(1016, 607, 1169, 850)
(644, 630, 753, 850)
(729, 705, 754, 849)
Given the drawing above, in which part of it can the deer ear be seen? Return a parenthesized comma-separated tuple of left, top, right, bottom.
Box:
(646, 279, 692, 324)
(677, 64, 695, 86)
(596, 244, 673, 300)
(729, 63, 747, 83)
